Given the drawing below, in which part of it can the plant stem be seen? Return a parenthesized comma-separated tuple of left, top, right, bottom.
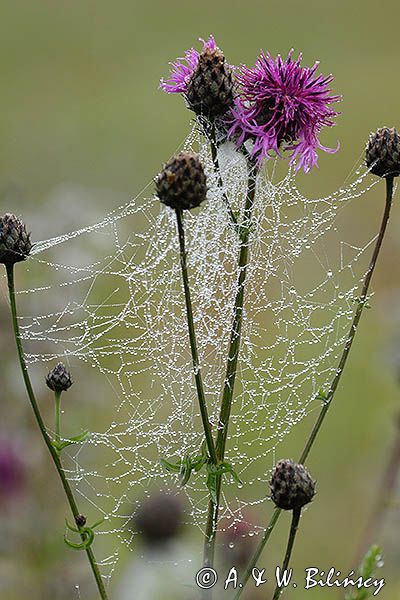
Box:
(175, 209, 217, 465)
(5, 263, 109, 600)
(203, 158, 258, 572)
(55, 390, 61, 448)
(233, 175, 394, 599)
(208, 123, 239, 231)
(271, 509, 301, 600)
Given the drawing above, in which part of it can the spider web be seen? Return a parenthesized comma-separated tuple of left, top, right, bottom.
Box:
(12, 127, 380, 581)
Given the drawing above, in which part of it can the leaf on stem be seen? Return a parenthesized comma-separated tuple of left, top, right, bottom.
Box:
(344, 545, 383, 600)
(217, 461, 243, 485)
(206, 465, 218, 504)
(160, 458, 182, 473)
(180, 454, 193, 486)
(52, 430, 90, 453)
(315, 389, 329, 404)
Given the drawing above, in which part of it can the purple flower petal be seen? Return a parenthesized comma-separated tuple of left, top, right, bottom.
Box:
(160, 36, 217, 95)
(227, 50, 341, 172)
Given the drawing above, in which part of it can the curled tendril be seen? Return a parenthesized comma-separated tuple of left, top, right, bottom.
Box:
(64, 517, 104, 551)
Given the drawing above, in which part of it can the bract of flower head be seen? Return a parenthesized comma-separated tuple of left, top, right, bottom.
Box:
(160, 36, 217, 94)
(227, 50, 341, 173)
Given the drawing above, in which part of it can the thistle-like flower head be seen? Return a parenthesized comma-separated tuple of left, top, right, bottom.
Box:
(46, 362, 73, 393)
(366, 127, 400, 178)
(160, 36, 234, 119)
(270, 458, 316, 510)
(160, 36, 217, 94)
(0, 213, 32, 266)
(228, 50, 341, 173)
(155, 152, 207, 211)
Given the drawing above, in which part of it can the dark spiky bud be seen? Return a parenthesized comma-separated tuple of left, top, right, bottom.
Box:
(0, 214, 32, 266)
(133, 493, 183, 546)
(186, 46, 235, 119)
(366, 127, 400, 178)
(75, 514, 87, 528)
(46, 362, 73, 393)
(270, 459, 316, 511)
(156, 152, 207, 210)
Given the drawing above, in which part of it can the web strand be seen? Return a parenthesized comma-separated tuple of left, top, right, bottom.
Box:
(9, 128, 379, 578)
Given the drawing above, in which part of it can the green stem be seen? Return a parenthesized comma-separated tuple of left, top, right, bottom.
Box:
(55, 390, 61, 447)
(5, 263, 109, 600)
(208, 123, 239, 231)
(233, 175, 394, 599)
(203, 158, 258, 572)
(175, 209, 217, 465)
(271, 509, 301, 600)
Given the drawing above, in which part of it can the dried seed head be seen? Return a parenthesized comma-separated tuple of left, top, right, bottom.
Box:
(46, 362, 73, 393)
(75, 514, 87, 528)
(366, 127, 400, 178)
(0, 214, 32, 266)
(156, 152, 207, 210)
(185, 45, 235, 118)
(270, 459, 316, 511)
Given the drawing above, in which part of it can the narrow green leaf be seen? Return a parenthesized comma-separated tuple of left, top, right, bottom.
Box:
(53, 431, 90, 452)
(192, 456, 207, 472)
(200, 440, 208, 459)
(90, 517, 105, 530)
(68, 430, 90, 443)
(316, 389, 329, 403)
(206, 472, 217, 504)
(218, 461, 243, 485)
(345, 545, 383, 600)
(160, 458, 181, 473)
(180, 454, 192, 486)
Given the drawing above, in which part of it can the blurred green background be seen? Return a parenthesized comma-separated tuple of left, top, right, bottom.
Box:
(0, 1, 400, 599)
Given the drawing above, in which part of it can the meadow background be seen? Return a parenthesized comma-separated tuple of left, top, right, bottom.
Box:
(0, 1, 399, 598)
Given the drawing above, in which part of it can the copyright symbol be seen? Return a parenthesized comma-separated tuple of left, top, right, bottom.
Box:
(196, 567, 218, 589)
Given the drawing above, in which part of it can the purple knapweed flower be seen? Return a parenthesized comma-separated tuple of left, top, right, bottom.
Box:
(228, 50, 341, 173)
(160, 36, 217, 94)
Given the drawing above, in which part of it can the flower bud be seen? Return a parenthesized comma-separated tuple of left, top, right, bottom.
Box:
(366, 127, 400, 178)
(0, 213, 32, 266)
(75, 514, 87, 528)
(156, 152, 207, 210)
(46, 362, 73, 393)
(270, 459, 315, 511)
(186, 45, 235, 118)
